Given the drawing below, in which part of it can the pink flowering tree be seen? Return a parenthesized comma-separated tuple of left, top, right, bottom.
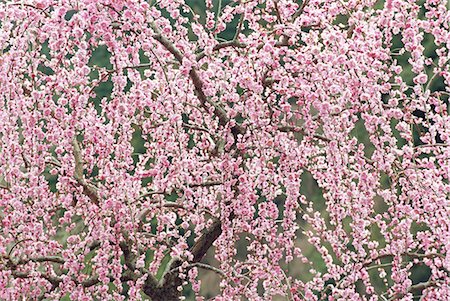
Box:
(1, 0, 450, 300)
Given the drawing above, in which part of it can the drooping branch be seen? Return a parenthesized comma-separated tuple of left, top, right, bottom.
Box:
(72, 137, 99, 206)
(185, 262, 228, 278)
(278, 125, 331, 142)
(18, 255, 65, 265)
(363, 252, 445, 268)
(291, 0, 310, 21)
(190, 180, 223, 188)
(138, 180, 222, 201)
(387, 279, 442, 301)
(190, 219, 222, 263)
(182, 122, 212, 134)
(8, 258, 141, 289)
(8, 3, 51, 18)
(11, 270, 62, 287)
(196, 40, 247, 61)
(195, 38, 290, 62)
(151, 24, 246, 137)
(408, 280, 438, 294)
(119, 240, 137, 272)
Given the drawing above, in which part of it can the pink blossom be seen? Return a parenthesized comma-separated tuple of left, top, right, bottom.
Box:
(414, 73, 428, 84)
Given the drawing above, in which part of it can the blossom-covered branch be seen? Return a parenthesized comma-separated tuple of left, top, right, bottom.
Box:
(1, 0, 450, 300)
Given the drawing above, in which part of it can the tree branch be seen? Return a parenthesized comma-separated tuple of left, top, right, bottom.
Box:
(291, 0, 310, 22)
(0, 184, 10, 191)
(142, 219, 224, 301)
(10, 263, 141, 289)
(11, 270, 61, 286)
(408, 280, 437, 293)
(182, 122, 211, 133)
(167, 262, 228, 279)
(273, 1, 283, 24)
(8, 3, 51, 18)
(190, 219, 222, 263)
(18, 255, 65, 265)
(72, 137, 99, 206)
(151, 24, 246, 137)
(278, 125, 331, 142)
(388, 279, 441, 300)
(363, 252, 445, 268)
(196, 40, 247, 62)
(138, 181, 222, 201)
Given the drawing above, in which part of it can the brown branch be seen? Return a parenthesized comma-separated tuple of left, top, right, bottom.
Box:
(363, 252, 445, 268)
(151, 24, 246, 137)
(196, 39, 247, 61)
(234, 14, 245, 41)
(278, 125, 331, 142)
(141, 183, 235, 300)
(72, 137, 99, 206)
(45, 157, 62, 168)
(12, 270, 61, 286)
(196, 35, 290, 62)
(167, 262, 228, 279)
(139, 181, 222, 200)
(6, 239, 152, 290)
(262, 76, 278, 87)
(140, 187, 226, 300)
(143, 220, 223, 301)
(143, 257, 183, 301)
(8, 3, 51, 18)
(291, 0, 310, 22)
(182, 122, 211, 133)
(388, 279, 441, 300)
(190, 219, 222, 263)
(192, 262, 227, 277)
(87, 69, 112, 97)
(273, 1, 283, 24)
(408, 280, 437, 293)
(119, 239, 137, 272)
(124, 63, 152, 70)
(7, 238, 34, 257)
(155, 35, 217, 118)
(10, 262, 141, 289)
(88, 240, 101, 251)
(17, 255, 65, 265)
(190, 181, 222, 188)
(142, 23, 246, 301)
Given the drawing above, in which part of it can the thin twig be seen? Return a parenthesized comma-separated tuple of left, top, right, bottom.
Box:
(291, 0, 310, 22)
(168, 262, 228, 279)
(196, 40, 247, 61)
(278, 125, 331, 142)
(182, 122, 211, 133)
(8, 3, 51, 18)
(273, 1, 283, 24)
(363, 252, 445, 268)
